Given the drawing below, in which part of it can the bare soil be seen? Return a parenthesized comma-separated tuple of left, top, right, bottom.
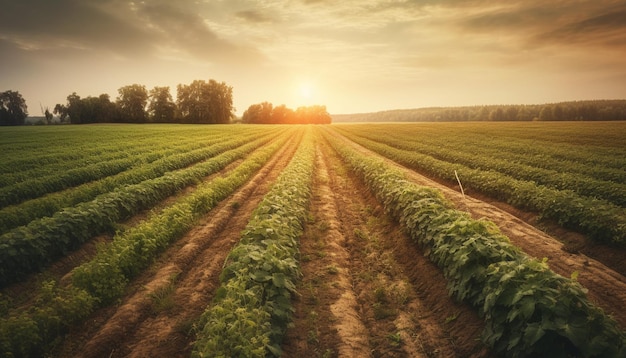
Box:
(54, 134, 302, 358)
(328, 129, 626, 331)
(281, 136, 490, 357)
(10, 126, 624, 358)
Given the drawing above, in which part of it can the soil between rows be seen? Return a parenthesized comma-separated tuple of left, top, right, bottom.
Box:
(281, 135, 489, 357)
(328, 129, 626, 331)
(1, 148, 248, 306)
(55, 133, 302, 357)
(16, 126, 623, 357)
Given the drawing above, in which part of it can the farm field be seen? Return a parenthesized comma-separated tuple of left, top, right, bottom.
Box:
(0, 122, 625, 357)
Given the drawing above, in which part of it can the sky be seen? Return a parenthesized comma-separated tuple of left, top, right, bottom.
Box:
(1, 0, 626, 116)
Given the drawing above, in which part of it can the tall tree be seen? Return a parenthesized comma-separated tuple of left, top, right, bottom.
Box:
(148, 86, 176, 122)
(271, 104, 294, 124)
(59, 92, 118, 124)
(539, 106, 554, 121)
(0, 90, 28, 126)
(177, 79, 233, 124)
(242, 102, 273, 124)
(295, 105, 331, 124)
(117, 84, 148, 123)
(53, 104, 68, 123)
(65, 93, 83, 124)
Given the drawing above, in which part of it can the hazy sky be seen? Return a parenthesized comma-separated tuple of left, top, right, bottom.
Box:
(2, 0, 626, 116)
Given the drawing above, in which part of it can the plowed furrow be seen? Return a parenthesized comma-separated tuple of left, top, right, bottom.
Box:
(283, 136, 488, 357)
(58, 134, 302, 358)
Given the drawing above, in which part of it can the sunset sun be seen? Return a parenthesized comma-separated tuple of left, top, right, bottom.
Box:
(298, 82, 314, 100)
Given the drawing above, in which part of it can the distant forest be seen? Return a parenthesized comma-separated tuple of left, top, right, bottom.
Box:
(332, 100, 626, 123)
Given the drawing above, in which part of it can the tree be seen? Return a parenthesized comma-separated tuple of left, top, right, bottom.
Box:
(59, 92, 118, 124)
(552, 105, 564, 121)
(295, 105, 331, 124)
(117, 84, 148, 123)
(65, 93, 83, 124)
(0, 90, 28, 126)
(148, 86, 176, 122)
(242, 102, 273, 124)
(538, 106, 554, 121)
(271, 104, 294, 124)
(177, 79, 233, 124)
(39, 104, 53, 124)
(53, 104, 68, 123)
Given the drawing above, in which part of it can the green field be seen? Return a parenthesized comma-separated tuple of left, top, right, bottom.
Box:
(1, 122, 624, 357)
(334, 121, 626, 244)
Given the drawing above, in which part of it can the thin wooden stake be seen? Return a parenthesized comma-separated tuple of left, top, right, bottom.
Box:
(454, 170, 465, 199)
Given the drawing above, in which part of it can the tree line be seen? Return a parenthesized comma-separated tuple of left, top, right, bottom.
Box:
(0, 91, 28, 126)
(0, 79, 233, 126)
(241, 102, 331, 124)
(53, 80, 233, 124)
(332, 100, 626, 123)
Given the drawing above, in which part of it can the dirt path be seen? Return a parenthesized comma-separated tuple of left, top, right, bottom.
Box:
(282, 135, 489, 357)
(56, 133, 302, 358)
(328, 129, 626, 331)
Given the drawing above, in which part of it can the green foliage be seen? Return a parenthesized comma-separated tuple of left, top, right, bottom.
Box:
(336, 125, 626, 245)
(0, 128, 275, 233)
(323, 127, 626, 357)
(0, 126, 291, 357)
(0, 131, 280, 286)
(71, 131, 290, 302)
(0, 281, 95, 358)
(0, 90, 28, 126)
(193, 128, 315, 357)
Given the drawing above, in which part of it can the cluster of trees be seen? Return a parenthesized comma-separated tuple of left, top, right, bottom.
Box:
(241, 102, 331, 124)
(332, 100, 626, 123)
(53, 79, 233, 124)
(0, 90, 28, 126)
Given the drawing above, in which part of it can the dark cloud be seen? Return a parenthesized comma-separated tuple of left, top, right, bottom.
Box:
(138, 3, 265, 65)
(539, 7, 626, 48)
(0, 0, 155, 56)
(0, 0, 264, 65)
(456, 2, 626, 51)
(235, 10, 274, 23)
(460, 6, 559, 31)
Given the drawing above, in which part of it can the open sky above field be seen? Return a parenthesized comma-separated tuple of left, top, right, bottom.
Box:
(2, 0, 626, 116)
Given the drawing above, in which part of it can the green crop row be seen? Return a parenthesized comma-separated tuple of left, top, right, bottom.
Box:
(0, 130, 244, 207)
(71, 129, 294, 303)
(1, 156, 145, 208)
(0, 134, 210, 188)
(0, 125, 248, 174)
(322, 128, 625, 358)
(337, 124, 625, 184)
(0, 129, 281, 234)
(339, 128, 626, 207)
(192, 128, 315, 358)
(336, 131, 626, 245)
(0, 132, 279, 287)
(0, 129, 293, 358)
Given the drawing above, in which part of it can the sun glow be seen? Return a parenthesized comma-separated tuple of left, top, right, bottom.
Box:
(298, 82, 314, 100)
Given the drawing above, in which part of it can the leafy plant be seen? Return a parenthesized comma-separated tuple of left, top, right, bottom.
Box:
(323, 127, 626, 357)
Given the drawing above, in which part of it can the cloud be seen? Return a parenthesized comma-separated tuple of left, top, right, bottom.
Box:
(538, 7, 626, 49)
(0, 0, 265, 66)
(235, 9, 275, 23)
(0, 0, 156, 56)
(453, 1, 626, 51)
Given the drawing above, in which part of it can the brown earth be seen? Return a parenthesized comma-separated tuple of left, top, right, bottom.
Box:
(54, 133, 302, 357)
(1, 154, 247, 307)
(326, 128, 626, 331)
(281, 133, 490, 357)
(8, 126, 624, 358)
